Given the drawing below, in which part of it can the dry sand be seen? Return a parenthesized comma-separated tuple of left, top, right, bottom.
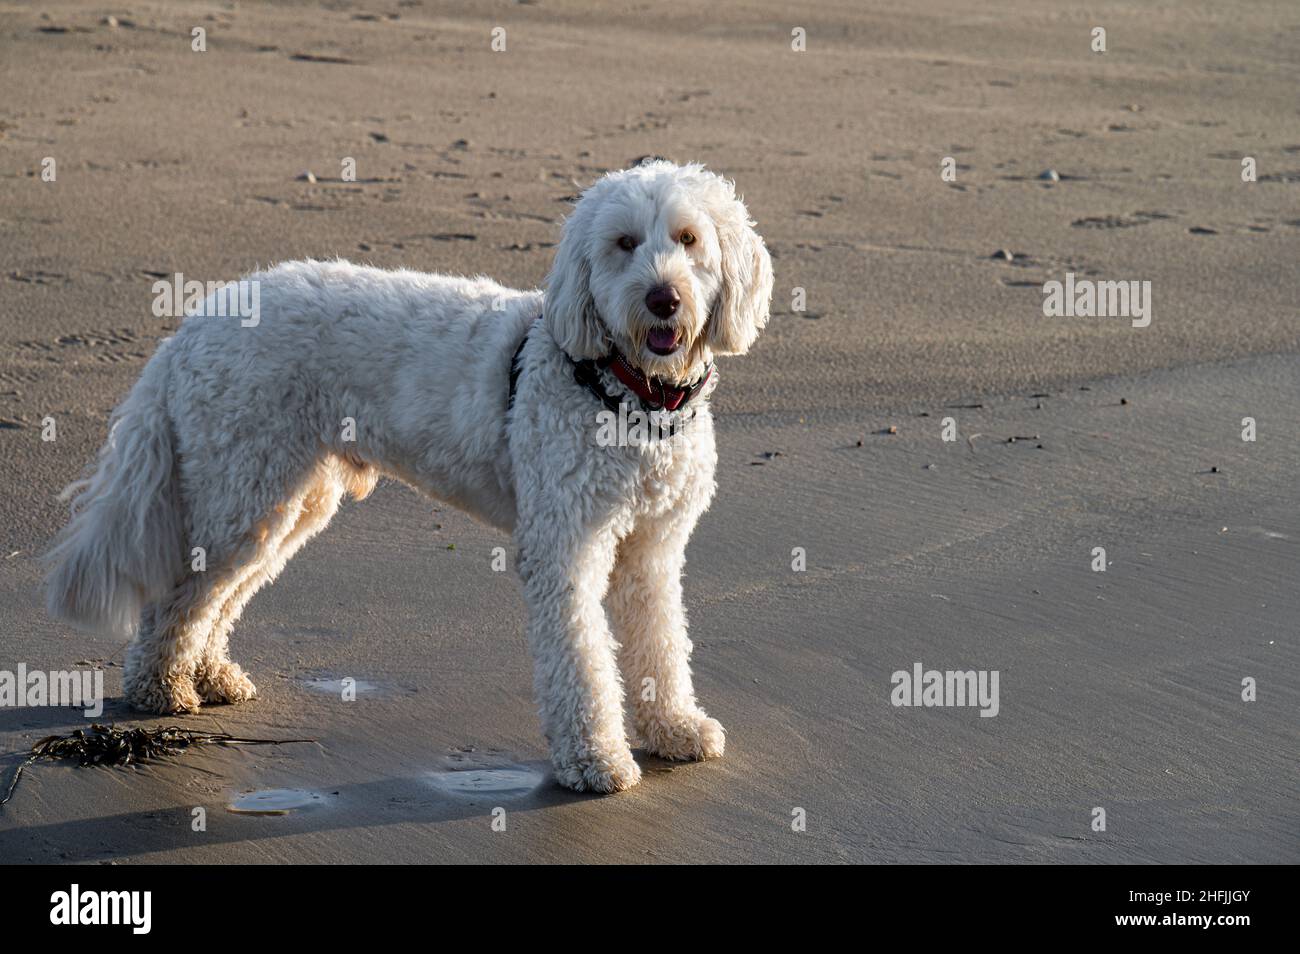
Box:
(0, 1, 1296, 863)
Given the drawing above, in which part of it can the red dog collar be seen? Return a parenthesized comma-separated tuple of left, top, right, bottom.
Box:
(507, 316, 713, 416)
(601, 348, 713, 412)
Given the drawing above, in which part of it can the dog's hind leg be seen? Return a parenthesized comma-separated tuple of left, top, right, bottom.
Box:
(125, 525, 287, 713)
(195, 459, 359, 704)
(124, 574, 221, 713)
(125, 454, 357, 714)
(191, 573, 265, 706)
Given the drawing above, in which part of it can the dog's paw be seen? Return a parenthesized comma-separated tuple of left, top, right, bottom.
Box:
(553, 747, 642, 794)
(641, 712, 726, 761)
(125, 674, 202, 715)
(196, 661, 257, 705)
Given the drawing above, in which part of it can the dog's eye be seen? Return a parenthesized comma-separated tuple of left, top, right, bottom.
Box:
(679, 230, 696, 246)
(617, 235, 638, 252)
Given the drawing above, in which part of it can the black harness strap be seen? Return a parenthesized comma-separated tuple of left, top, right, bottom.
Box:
(507, 321, 532, 410)
(571, 359, 633, 416)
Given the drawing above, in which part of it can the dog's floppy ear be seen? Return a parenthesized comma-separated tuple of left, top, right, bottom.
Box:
(706, 193, 773, 356)
(545, 200, 609, 360)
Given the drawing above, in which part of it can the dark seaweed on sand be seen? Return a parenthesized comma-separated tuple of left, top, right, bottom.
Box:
(0, 723, 316, 809)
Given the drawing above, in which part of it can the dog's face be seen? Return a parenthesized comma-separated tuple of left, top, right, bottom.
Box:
(546, 161, 773, 381)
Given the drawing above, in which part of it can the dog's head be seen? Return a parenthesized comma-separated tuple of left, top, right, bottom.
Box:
(545, 160, 773, 381)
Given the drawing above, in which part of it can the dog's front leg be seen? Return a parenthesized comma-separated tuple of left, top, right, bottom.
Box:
(516, 518, 641, 794)
(608, 517, 725, 763)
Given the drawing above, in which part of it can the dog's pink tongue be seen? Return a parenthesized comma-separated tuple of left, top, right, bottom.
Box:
(648, 328, 678, 351)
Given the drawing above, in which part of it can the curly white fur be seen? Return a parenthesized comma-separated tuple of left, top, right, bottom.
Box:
(44, 160, 772, 793)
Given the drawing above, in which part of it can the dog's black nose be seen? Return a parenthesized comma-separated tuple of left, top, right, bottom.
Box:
(645, 285, 680, 319)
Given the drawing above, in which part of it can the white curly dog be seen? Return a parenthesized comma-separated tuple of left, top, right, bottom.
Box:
(44, 159, 772, 794)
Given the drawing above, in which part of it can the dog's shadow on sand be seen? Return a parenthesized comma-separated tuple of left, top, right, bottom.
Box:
(0, 702, 683, 863)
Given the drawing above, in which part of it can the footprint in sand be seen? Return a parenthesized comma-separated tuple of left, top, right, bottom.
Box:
(228, 789, 334, 816)
(427, 749, 545, 800)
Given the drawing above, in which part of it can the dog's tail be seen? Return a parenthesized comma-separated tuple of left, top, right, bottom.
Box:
(44, 343, 185, 636)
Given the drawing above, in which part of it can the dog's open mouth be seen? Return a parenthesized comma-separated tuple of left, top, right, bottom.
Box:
(646, 327, 681, 355)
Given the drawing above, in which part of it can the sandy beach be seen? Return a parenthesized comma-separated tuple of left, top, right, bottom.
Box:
(0, 1, 1296, 864)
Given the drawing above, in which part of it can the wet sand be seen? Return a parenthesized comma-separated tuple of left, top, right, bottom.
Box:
(0, 1, 1297, 863)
